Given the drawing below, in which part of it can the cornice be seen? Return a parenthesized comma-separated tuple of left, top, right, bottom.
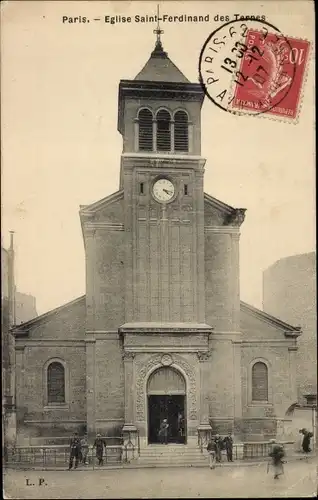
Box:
(205, 226, 240, 234)
(121, 154, 206, 170)
(15, 340, 85, 348)
(119, 322, 213, 335)
(83, 222, 124, 231)
(123, 347, 209, 353)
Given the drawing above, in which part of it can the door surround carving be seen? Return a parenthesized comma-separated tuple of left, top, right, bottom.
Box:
(135, 353, 198, 422)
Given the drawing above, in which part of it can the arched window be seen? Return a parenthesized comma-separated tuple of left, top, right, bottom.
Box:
(174, 111, 188, 152)
(138, 109, 153, 151)
(156, 110, 171, 151)
(47, 361, 65, 404)
(252, 362, 268, 401)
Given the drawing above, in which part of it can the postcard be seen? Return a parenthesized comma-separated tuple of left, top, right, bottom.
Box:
(2, 1, 316, 498)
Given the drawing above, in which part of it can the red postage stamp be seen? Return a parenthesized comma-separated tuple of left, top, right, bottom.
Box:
(230, 30, 311, 120)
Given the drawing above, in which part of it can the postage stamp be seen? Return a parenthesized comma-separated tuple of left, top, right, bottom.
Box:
(199, 18, 311, 122)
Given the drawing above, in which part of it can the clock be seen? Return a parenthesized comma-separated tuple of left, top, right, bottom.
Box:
(152, 178, 175, 203)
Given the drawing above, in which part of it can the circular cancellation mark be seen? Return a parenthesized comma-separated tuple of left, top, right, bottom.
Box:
(199, 18, 298, 117)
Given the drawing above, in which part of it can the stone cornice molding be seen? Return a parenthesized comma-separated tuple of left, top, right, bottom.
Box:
(86, 330, 118, 334)
(242, 340, 297, 347)
(119, 323, 213, 335)
(16, 340, 85, 348)
(83, 222, 124, 231)
(121, 153, 206, 170)
(122, 347, 209, 353)
(205, 226, 240, 234)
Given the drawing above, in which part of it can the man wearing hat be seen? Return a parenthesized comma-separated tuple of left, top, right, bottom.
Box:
(158, 418, 169, 445)
(93, 433, 106, 466)
(68, 431, 81, 470)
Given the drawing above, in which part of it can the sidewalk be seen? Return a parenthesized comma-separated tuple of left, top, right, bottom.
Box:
(5, 452, 316, 471)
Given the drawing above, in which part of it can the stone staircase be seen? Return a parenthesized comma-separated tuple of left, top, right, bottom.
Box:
(134, 444, 209, 467)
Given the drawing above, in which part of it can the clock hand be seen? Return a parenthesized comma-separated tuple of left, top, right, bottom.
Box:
(163, 189, 173, 195)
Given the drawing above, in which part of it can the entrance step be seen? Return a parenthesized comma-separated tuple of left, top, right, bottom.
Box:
(135, 445, 209, 467)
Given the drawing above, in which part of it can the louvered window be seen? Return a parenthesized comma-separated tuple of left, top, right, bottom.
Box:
(47, 362, 65, 403)
(174, 111, 188, 152)
(252, 362, 268, 401)
(138, 109, 153, 151)
(156, 110, 171, 151)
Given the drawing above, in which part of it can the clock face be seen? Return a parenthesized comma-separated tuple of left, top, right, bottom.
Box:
(152, 178, 175, 202)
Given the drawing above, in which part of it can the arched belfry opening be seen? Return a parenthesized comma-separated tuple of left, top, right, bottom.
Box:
(147, 366, 187, 444)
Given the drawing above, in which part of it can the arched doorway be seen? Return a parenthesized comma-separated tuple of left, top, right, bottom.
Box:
(147, 366, 186, 444)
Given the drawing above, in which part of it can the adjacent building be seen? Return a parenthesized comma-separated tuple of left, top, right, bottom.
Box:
(15, 291, 38, 326)
(263, 252, 317, 405)
(2, 235, 38, 455)
(12, 35, 301, 452)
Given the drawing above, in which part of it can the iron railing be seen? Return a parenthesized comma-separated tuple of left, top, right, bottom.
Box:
(198, 434, 282, 460)
(6, 434, 140, 469)
(243, 442, 272, 459)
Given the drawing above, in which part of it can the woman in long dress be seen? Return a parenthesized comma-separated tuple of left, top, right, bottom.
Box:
(269, 438, 285, 479)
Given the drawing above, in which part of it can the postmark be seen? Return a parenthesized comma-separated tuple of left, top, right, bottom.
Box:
(199, 19, 311, 122)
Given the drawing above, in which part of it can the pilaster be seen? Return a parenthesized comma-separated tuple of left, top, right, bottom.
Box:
(197, 350, 212, 424)
(85, 338, 96, 437)
(85, 227, 96, 331)
(231, 232, 241, 331)
(195, 170, 205, 323)
(288, 346, 298, 402)
(233, 339, 243, 438)
(123, 351, 135, 424)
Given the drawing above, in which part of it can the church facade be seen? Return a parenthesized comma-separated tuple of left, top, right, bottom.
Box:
(13, 38, 301, 448)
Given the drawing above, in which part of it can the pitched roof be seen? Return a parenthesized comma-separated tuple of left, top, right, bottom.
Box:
(134, 41, 190, 84)
(12, 295, 86, 333)
(79, 190, 124, 216)
(240, 300, 301, 335)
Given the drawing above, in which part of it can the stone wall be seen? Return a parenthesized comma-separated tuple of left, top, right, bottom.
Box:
(14, 298, 87, 444)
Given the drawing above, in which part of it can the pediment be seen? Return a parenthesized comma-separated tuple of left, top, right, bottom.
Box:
(80, 190, 124, 224)
(240, 301, 301, 340)
(204, 193, 246, 227)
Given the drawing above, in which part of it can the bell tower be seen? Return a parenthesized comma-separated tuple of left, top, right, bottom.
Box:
(117, 27, 207, 324)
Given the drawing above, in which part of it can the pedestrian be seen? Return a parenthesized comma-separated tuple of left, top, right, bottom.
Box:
(93, 433, 106, 466)
(68, 431, 81, 470)
(207, 436, 216, 469)
(80, 434, 89, 465)
(223, 432, 234, 462)
(177, 412, 184, 438)
(158, 418, 169, 445)
(214, 434, 223, 463)
(268, 438, 285, 479)
(299, 428, 313, 453)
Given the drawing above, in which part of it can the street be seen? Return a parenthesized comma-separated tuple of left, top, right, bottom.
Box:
(4, 459, 317, 499)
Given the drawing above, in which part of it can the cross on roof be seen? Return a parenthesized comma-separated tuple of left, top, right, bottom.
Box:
(153, 4, 164, 44)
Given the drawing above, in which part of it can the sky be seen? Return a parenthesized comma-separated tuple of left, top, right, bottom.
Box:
(1, 1, 315, 316)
